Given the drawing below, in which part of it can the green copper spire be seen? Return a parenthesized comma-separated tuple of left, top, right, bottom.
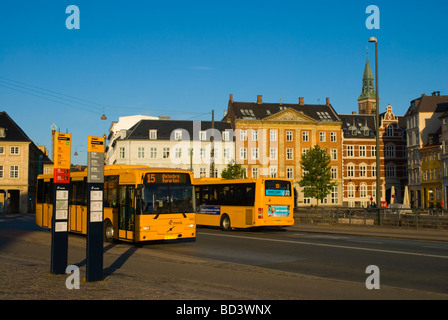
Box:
(358, 55, 376, 101)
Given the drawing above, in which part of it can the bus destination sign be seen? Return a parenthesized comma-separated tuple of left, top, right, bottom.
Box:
(145, 173, 190, 184)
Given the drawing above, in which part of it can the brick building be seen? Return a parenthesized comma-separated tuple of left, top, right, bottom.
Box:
(223, 94, 343, 207)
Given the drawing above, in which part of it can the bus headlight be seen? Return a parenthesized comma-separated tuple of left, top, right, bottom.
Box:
(142, 226, 151, 231)
(188, 224, 195, 228)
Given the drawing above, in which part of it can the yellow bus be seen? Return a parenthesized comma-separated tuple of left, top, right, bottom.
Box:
(194, 178, 295, 230)
(36, 165, 196, 243)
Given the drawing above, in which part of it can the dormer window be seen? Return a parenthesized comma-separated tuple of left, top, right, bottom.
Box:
(0, 127, 5, 138)
(149, 130, 157, 140)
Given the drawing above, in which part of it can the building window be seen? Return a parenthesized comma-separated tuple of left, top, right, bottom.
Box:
(252, 167, 259, 178)
(0, 146, 3, 154)
(200, 148, 206, 159)
(138, 147, 145, 159)
(10, 166, 19, 179)
(150, 147, 157, 159)
(286, 167, 294, 179)
(330, 132, 337, 142)
(385, 145, 396, 158)
(286, 131, 293, 142)
(175, 148, 182, 158)
(10, 146, 19, 155)
(347, 165, 355, 177)
(240, 147, 247, 160)
(119, 147, 126, 159)
(251, 148, 259, 160)
(252, 130, 258, 141)
(270, 167, 277, 178)
(372, 165, 376, 177)
(347, 145, 354, 157)
(163, 148, 170, 159)
(174, 130, 182, 140)
(360, 165, 367, 177)
(386, 164, 396, 177)
(371, 146, 376, 157)
(302, 131, 309, 142)
(359, 146, 366, 157)
(360, 184, 367, 197)
(302, 148, 309, 157)
(304, 197, 311, 204)
(348, 184, 355, 198)
(331, 167, 338, 179)
(200, 168, 206, 178)
(200, 131, 207, 141)
(224, 148, 230, 160)
(286, 148, 294, 160)
(149, 130, 157, 139)
(270, 130, 277, 141)
(240, 130, 247, 141)
(320, 132, 326, 142)
(222, 131, 230, 141)
(331, 186, 339, 204)
(386, 125, 394, 136)
(0, 166, 3, 178)
(270, 148, 277, 160)
(331, 149, 337, 160)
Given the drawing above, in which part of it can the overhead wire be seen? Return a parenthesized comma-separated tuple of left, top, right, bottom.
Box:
(0, 75, 212, 118)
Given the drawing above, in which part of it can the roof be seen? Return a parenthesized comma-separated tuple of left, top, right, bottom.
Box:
(339, 114, 376, 139)
(225, 99, 340, 123)
(405, 94, 448, 116)
(0, 111, 33, 142)
(121, 119, 232, 141)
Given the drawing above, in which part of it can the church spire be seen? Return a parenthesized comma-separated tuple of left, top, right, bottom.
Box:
(358, 52, 376, 114)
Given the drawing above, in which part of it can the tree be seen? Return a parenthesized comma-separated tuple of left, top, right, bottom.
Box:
(221, 160, 246, 179)
(299, 145, 336, 206)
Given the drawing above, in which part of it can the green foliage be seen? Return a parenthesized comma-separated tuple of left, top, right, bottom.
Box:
(221, 160, 246, 179)
(298, 145, 336, 205)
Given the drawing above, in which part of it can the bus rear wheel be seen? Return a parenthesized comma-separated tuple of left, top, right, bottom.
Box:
(220, 214, 231, 231)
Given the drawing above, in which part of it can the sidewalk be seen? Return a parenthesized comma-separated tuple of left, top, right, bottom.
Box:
(289, 221, 448, 242)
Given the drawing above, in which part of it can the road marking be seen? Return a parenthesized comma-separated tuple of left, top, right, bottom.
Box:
(200, 232, 448, 259)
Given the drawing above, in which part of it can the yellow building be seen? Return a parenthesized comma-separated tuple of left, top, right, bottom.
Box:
(0, 111, 51, 213)
(224, 94, 343, 207)
(420, 133, 443, 208)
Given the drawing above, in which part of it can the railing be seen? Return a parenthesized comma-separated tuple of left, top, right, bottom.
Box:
(294, 207, 448, 230)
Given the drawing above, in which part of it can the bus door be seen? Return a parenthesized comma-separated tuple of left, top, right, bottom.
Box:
(118, 185, 135, 241)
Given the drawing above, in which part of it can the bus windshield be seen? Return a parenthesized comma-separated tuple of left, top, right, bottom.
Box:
(141, 184, 194, 214)
(265, 180, 291, 197)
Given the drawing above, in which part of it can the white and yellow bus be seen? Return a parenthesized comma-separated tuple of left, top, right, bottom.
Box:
(194, 178, 295, 230)
(36, 165, 196, 243)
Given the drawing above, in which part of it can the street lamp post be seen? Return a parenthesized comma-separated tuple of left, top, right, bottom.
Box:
(369, 36, 381, 225)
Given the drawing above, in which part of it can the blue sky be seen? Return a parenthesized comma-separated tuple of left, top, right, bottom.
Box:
(1, 0, 447, 164)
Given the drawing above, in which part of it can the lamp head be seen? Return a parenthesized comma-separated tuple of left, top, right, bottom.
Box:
(369, 37, 378, 43)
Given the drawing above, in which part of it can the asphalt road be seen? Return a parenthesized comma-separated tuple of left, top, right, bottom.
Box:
(146, 226, 448, 295)
(1, 214, 447, 300)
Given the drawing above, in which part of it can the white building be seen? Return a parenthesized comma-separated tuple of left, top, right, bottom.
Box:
(105, 119, 235, 178)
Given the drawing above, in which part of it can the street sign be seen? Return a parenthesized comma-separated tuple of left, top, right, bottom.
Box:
(86, 136, 105, 282)
(51, 132, 71, 275)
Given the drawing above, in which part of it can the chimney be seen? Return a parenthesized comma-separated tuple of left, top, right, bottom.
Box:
(257, 95, 262, 104)
(352, 111, 357, 115)
(229, 93, 233, 103)
(326, 97, 330, 106)
(299, 97, 304, 105)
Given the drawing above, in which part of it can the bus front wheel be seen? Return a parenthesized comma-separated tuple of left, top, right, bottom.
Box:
(220, 214, 231, 231)
(104, 219, 114, 242)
